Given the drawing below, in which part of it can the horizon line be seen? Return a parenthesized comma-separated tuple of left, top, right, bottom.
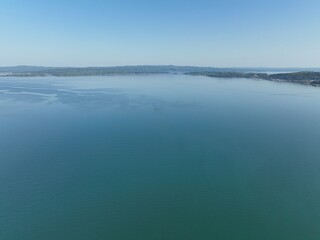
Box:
(1, 65, 320, 69)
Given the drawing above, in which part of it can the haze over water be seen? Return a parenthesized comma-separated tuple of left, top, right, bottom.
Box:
(1, 75, 320, 240)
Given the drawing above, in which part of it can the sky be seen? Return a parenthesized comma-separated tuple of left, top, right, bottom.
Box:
(0, 0, 320, 67)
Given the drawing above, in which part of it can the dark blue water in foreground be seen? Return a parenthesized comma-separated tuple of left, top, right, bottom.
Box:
(0, 75, 320, 240)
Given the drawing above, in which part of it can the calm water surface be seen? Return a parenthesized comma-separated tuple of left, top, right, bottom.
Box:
(0, 75, 320, 240)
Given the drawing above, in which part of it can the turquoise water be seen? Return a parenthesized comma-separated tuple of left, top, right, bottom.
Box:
(0, 75, 320, 240)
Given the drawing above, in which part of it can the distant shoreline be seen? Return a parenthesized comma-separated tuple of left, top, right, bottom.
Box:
(1, 65, 320, 87)
(185, 71, 320, 87)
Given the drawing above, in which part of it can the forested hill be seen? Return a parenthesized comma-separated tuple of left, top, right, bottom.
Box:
(187, 71, 320, 86)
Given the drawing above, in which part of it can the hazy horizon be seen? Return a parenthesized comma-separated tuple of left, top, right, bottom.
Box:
(1, 65, 320, 70)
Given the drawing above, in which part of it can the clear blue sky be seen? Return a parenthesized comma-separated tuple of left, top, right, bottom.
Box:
(1, 0, 319, 67)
